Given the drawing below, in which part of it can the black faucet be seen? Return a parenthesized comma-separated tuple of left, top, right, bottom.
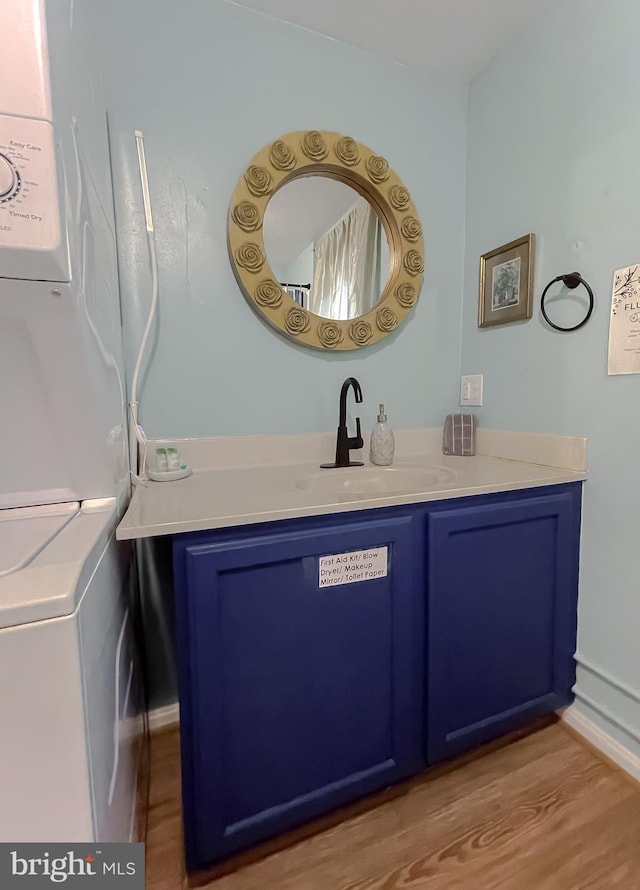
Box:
(321, 377, 365, 469)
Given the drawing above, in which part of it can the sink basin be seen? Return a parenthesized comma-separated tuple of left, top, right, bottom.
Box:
(295, 465, 457, 497)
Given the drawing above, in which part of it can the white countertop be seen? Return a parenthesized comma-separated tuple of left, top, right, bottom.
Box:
(116, 431, 587, 540)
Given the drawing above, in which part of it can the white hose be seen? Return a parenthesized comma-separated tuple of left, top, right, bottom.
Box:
(129, 130, 157, 484)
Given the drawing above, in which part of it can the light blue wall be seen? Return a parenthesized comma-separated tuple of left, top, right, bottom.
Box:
(96, 0, 640, 754)
(463, 0, 640, 755)
(95, 0, 467, 439)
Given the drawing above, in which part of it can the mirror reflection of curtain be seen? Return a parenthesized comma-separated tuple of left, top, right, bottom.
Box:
(282, 284, 309, 307)
(310, 198, 383, 319)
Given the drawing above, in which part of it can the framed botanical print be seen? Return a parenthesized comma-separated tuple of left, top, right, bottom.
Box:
(478, 234, 535, 328)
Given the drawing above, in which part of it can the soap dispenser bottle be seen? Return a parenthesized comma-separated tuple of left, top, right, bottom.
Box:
(370, 404, 395, 466)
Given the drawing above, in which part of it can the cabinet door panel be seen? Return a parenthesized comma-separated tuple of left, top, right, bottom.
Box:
(427, 488, 580, 763)
(174, 514, 423, 871)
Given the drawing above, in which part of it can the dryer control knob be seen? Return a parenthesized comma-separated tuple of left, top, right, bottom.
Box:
(0, 154, 19, 200)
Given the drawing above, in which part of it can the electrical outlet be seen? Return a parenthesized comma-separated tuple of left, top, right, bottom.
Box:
(460, 374, 483, 407)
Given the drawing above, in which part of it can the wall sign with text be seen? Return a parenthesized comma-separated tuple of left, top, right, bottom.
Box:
(608, 264, 640, 374)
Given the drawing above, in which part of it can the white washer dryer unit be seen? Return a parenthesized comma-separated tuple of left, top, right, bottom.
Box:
(0, 1, 140, 843)
(0, 498, 140, 842)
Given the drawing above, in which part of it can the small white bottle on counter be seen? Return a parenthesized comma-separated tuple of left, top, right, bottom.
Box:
(370, 404, 395, 466)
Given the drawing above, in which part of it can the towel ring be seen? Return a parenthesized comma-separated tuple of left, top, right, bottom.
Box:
(540, 272, 594, 332)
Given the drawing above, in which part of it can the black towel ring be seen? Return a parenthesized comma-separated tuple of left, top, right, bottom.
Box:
(540, 272, 594, 332)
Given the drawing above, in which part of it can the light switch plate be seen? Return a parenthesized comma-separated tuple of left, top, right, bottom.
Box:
(460, 374, 483, 407)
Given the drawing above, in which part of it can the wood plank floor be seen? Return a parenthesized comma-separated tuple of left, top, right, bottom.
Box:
(145, 721, 640, 889)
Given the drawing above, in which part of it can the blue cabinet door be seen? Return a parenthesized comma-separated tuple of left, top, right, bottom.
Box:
(173, 513, 423, 871)
(426, 486, 581, 764)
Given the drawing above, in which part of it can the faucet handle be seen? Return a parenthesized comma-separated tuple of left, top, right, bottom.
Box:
(349, 416, 364, 450)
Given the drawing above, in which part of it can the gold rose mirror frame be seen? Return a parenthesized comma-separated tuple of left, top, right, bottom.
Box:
(227, 130, 425, 351)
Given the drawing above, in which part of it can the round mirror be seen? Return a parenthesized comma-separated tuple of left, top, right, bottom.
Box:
(263, 177, 391, 320)
(228, 130, 425, 351)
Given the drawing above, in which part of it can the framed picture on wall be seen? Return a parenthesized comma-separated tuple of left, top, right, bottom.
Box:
(478, 234, 535, 328)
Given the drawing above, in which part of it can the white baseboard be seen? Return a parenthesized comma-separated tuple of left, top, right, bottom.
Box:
(560, 704, 640, 783)
(148, 702, 180, 732)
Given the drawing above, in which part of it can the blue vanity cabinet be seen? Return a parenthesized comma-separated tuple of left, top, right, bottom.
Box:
(425, 484, 582, 764)
(171, 481, 583, 872)
(173, 512, 424, 872)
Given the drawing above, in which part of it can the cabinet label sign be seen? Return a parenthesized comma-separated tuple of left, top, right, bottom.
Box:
(318, 547, 388, 587)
